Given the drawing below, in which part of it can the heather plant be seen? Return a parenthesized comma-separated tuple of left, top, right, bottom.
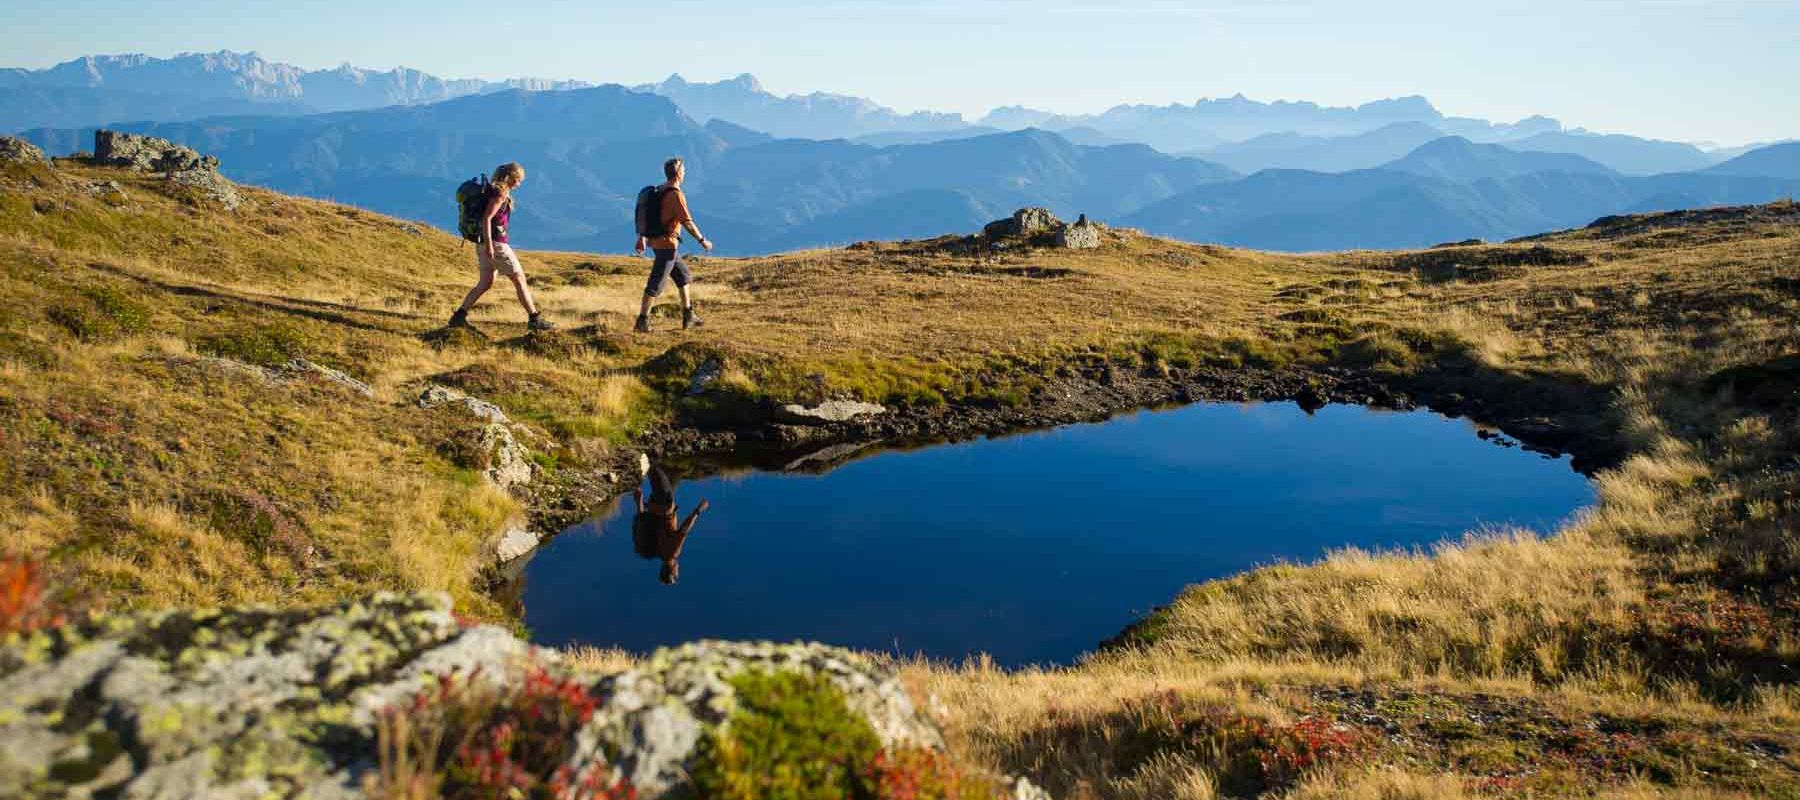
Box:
(367, 665, 631, 800)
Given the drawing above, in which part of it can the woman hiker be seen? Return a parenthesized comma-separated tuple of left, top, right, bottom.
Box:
(448, 162, 556, 331)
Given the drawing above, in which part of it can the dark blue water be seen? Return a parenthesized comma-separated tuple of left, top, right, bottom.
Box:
(520, 402, 1593, 666)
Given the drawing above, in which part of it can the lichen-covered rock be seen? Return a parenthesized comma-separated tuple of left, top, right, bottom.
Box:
(418, 383, 510, 423)
(567, 640, 944, 796)
(0, 136, 49, 166)
(0, 598, 982, 800)
(776, 399, 888, 425)
(287, 358, 373, 397)
(0, 593, 525, 800)
(478, 422, 534, 490)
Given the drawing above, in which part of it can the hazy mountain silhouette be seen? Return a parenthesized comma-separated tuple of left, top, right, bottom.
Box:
(1123, 163, 1799, 251)
(1200, 123, 1445, 173)
(1506, 130, 1715, 175)
(1384, 137, 1618, 181)
(636, 73, 967, 140)
(1704, 142, 1800, 180)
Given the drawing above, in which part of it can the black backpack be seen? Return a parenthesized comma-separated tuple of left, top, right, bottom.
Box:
(455, 175, 493, 243)
(634, 185, 668, 238)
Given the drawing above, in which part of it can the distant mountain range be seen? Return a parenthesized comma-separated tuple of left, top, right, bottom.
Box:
(11, 50, 1796, 254)
(20, 86, 1238, 254)
(1121, 137, 1797, 250)
(0, 50, 590, 130)
(2, 49, 1752, 180)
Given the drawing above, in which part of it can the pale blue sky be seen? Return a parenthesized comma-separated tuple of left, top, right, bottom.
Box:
(6, 0, 1796, 145)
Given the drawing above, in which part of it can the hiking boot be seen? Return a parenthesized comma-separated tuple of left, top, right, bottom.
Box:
(682, 307, 703, 330)
(633, 314, 651, 334)
(447, 308, 470, 328)
(527, 313, 556, 332)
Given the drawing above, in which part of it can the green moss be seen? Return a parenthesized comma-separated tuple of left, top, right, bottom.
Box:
(691, 670, 883, 800)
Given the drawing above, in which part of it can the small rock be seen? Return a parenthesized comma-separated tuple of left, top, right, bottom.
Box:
(478, 423, 534, 490)
(287, 358, 373, 398)
(494, 523, 540, 563)
(0, 136, 50, 166)
(775, 400, 888, 425)
(418, 384, 510, 424)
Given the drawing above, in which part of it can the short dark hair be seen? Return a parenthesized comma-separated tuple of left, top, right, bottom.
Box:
(663, 158, 683, 180)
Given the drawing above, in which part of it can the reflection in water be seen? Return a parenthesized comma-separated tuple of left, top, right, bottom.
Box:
(631, 464, 711, 585)
(521, 402, 1596, 666)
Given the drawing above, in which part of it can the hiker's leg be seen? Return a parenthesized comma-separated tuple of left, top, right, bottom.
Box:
(494, 245, 538, 316)
(638, 293, 655, 319)
(457, 255, 495, 312)
(507, 271, 538, 316)
(676, 283, 693, 310)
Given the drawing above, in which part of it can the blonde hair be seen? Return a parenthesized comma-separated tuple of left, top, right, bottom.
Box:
(492, 162, 526, 188)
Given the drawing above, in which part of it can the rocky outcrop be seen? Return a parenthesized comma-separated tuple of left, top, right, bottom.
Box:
(984, 207, 1062, 238)
(985, 207, 1109, 250)
(1056, 214, 1103, 249)
(776, 399, 889, 425)
(92, 129, 243, 210)
(0, 136, 48, 166)
(0, 593, 526, 800)
(94, 130, 219, 173)
(0, 594, 997, 800)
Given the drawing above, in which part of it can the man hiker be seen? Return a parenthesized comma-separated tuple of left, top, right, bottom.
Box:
(632, 463, 711, 585)
(632, 157, 712, 332)
(449, 161, 555, 331)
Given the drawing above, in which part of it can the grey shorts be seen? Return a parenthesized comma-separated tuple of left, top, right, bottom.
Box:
(644, 249, 690, 297)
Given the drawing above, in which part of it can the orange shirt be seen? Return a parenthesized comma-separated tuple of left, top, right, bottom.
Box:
(646, 186, 694, 251)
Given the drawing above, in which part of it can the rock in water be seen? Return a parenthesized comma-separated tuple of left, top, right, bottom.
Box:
(494, 522, 541, 562)
(776, 399, 889, 425)
(0, 136, 49, 166)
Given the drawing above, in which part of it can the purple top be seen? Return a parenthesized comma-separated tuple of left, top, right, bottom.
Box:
(489, 190, 511, 244)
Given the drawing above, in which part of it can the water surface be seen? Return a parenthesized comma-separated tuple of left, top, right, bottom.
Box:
(521, 402, 1593, 666)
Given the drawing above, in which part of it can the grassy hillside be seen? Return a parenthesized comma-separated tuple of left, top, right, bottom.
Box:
(4, 157, 1799, 797)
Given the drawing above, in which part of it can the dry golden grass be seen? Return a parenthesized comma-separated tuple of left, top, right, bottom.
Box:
(3, 164, 1798, 796)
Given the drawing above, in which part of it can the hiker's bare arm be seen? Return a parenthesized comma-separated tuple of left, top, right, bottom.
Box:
(634, 235, 647, 255)
(679, 500, 710, 536)
(682, 219, 713, 251)
(633, 487, 645, 513)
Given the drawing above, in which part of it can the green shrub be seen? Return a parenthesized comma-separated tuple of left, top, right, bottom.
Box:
(691, 670, 883, 800)
(198, 323, 310, 366)
(46, 284, 151, 342)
